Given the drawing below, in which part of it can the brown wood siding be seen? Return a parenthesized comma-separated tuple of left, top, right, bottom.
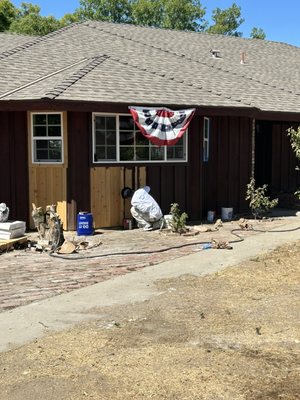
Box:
(271, 122, 300, 193)
(67, 112, 91, 230)
(147, 116, 202, 222)
(0, 111, 29, 223)
(28, 112, 68, 229)
(204, 116, 252, 217)
(91, 166, 146, 228)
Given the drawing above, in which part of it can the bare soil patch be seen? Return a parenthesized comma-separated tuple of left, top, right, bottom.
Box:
(0, 240, 299, 399)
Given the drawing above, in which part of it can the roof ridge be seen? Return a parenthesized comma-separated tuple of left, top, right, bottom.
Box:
(84, 20, 299, 48)
(0, 22, 83, 60)
(43, 55, 109, 100)
(85, 22, 300, 98)
(83, 19, 300, 49)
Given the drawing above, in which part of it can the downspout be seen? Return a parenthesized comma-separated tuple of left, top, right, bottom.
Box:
(251, 118, 256, 178)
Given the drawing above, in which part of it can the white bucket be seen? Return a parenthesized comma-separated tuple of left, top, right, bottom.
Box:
(221, 207, 233, 221)
(207, 210, 216, 223)
(163, 214, 173, 229)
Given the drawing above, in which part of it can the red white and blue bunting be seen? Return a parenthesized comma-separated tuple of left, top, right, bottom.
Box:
(128, 106, 196, 146)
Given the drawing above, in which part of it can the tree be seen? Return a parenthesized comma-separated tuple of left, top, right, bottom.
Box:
(9, 2, 61, 35)
(287, 126, 300, 199)
(0, 0, 17, 31)
(77, 0, 132, 23)
(0, 0, 266, 40)
(132, 0, 207, 31)
(60, 12, 82, 27)
(250, 27, 266, 40)
(131, 0, 163, 28)
(207, 3, 244, 36)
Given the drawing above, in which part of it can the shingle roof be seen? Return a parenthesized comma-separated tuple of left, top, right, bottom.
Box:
(0, 21, 300, 114)
(0, 32, 38, 53)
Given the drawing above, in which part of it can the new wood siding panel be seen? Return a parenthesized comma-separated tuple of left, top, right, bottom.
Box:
(90, 166, 146, 228)
(0, 111, 29, 223)
(28, 166, 67, 227)
(28, 112, 68, 229)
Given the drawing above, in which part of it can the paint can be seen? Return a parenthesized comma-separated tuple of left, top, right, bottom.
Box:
(123, 218, 132, 230)
(221, 207, 233, 221)
(77, 212, 94, 235)
(207, 210, 216, 223)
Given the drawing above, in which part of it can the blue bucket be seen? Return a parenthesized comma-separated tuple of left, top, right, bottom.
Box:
(77, 212, 94, 236)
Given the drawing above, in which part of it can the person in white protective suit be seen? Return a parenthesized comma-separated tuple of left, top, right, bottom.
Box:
(130, 186, 163, 231)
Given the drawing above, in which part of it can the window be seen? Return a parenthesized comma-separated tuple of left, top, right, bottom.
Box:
(93, 114, 187, 163)
(203, 117, 210, 162)
(31, 113, 63, 163)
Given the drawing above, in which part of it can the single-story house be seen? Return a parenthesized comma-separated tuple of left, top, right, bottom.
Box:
(0, 21, 299, 230)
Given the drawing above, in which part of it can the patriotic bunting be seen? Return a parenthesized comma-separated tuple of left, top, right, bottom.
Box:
(129, 106, 195, 146)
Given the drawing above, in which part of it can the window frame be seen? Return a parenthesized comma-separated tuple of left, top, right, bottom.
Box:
(92, 112, 188, 164)
(31, 112, 64, 164)
(203, 117, 210, 162)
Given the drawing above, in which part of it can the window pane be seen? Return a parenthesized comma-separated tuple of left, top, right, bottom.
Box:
(95, 146, 106, 160)
(107, 146, 116, 160)
(49, 139, 61, 151)
(106, 131, 116, 145)
(33, 126, 47, 137)
(36, 149, 48, 160)
(136, 132, 148, 145)
(47, 114, 61, 125)
(136, 147, 149, 160)
(33, 114, 46, 125)
(167, 146, 184, 159)
(120, 147, 134, 161)
(95, 118, 105, 130)
(151, 146, 164, 160)
(120, 131, 134, 145)
(48, 125, 61, 137)
(34, 139, 62, 161)
(35, 139, 47, 149)
(95, 131, 106, 145)
(49, 149, 61, 160)
(32, 113, 63, 163)
(119, 116, 134, 130)
(106, 117, 116, 130)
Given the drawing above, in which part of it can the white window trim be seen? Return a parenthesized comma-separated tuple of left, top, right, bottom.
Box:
(92, 112, 188, 164)
(31, 112, 64, 164)
(203, 117, 210, 162)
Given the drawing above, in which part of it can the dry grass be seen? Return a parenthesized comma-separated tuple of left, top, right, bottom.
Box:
(1, 241, 300, 399)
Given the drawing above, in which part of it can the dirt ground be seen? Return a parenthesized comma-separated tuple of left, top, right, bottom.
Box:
(0, 237, 299, 400)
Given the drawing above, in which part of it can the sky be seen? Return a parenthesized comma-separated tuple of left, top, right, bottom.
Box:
(11, 0, 300, 47)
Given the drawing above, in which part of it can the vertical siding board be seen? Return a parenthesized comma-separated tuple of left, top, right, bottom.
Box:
(0, 112, 29, 223)
(67, 112, 91, 230)
(206, 117, 218, 213)
(160, 165, 175, 215)
(147, 165, 162, 208)
(186, 115, 201, 220)
(280, 123, 289, 191)
(0, 113, 11, 206)
(272, 124, 282, 192)
(174, 166, 187, 214)
(239, 118, 252, 211)
(228, 117, 240, 210)
(216, 117, 229, 210)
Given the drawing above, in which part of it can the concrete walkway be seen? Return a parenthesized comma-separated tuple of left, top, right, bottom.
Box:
(1, 215, 300, 353)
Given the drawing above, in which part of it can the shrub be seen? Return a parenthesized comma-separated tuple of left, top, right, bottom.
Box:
(169, 203, 188, 234)
(246, 177, 278, 219)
